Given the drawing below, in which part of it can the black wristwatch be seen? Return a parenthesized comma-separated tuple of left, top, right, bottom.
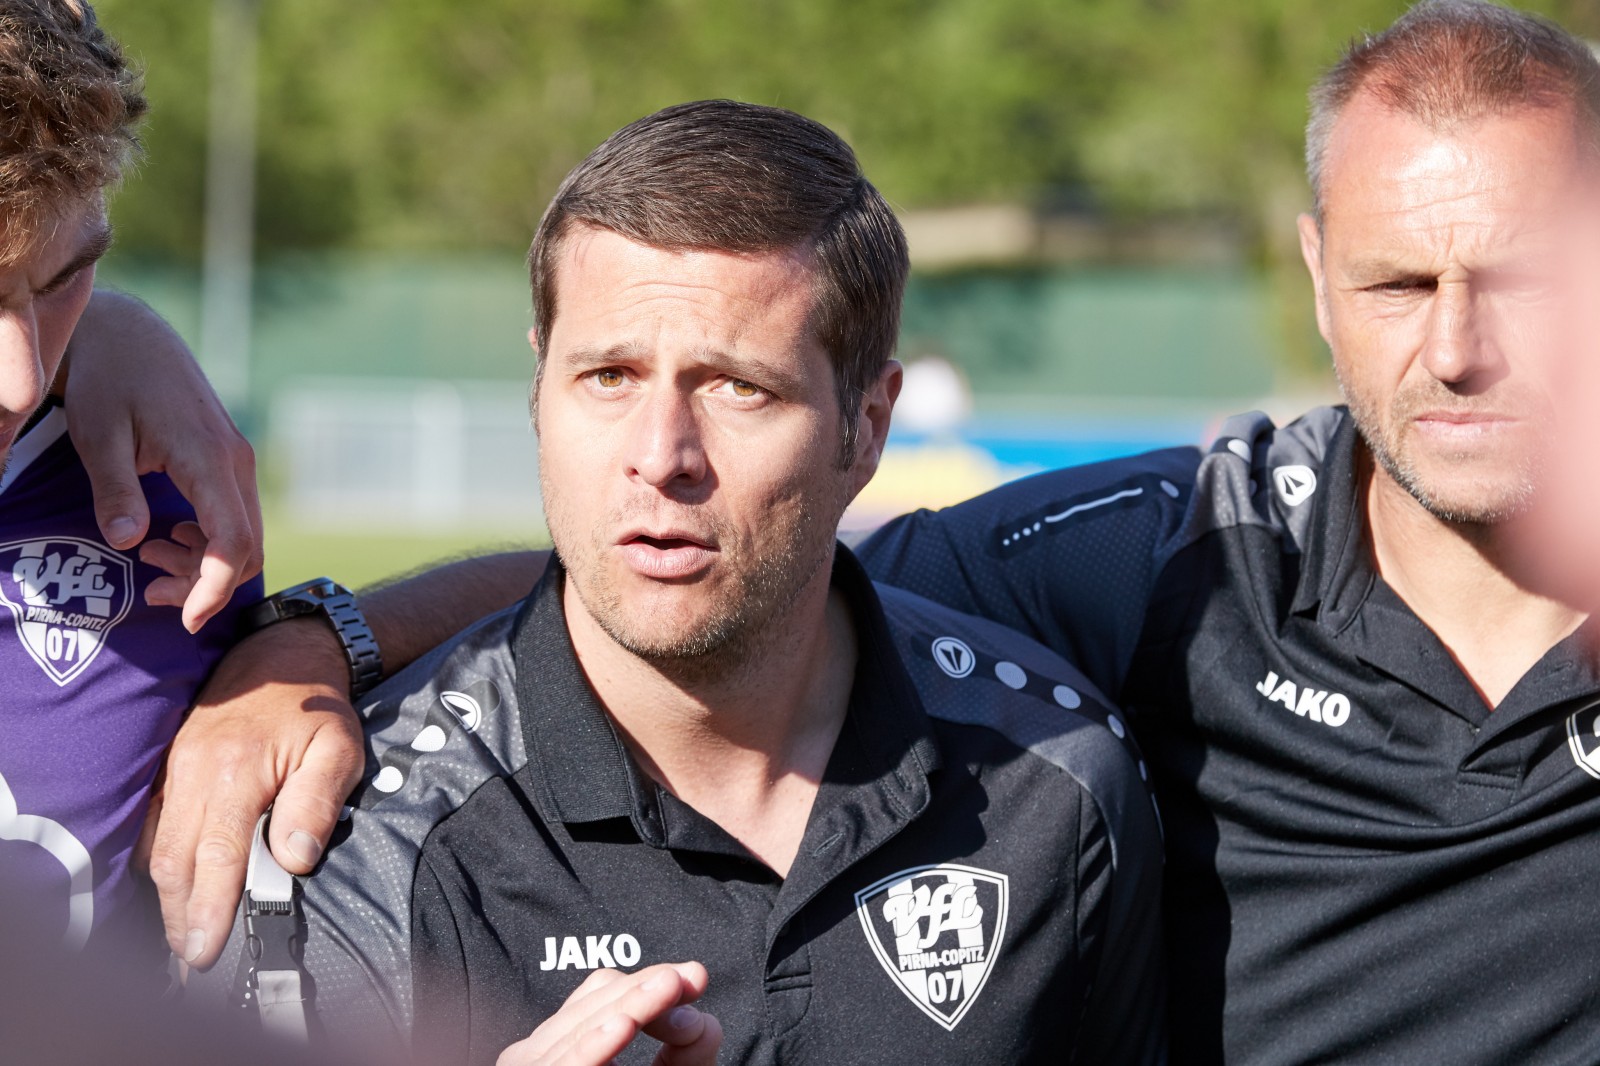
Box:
(241, 578, 384, 699)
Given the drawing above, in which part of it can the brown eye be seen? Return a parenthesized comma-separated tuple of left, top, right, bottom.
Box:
(595, 369, 625, 388)
(731, 380, 759, 397)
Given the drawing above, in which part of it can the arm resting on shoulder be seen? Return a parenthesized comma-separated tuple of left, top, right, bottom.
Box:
(149, 548, 548, 970)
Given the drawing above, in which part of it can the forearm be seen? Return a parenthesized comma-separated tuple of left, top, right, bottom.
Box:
(359, 549, 548, 680)
(153, 548, 549, 967)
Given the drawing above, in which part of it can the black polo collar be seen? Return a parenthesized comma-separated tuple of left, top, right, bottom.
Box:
(1288, 407, 1600, 726)
(1290, 411, 1372, 629)
(509, 545, 940, 863)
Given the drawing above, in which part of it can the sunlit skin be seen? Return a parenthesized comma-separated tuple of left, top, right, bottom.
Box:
(533, 224, 898, 872)
(1299, 94, 1595, 706)
(1300, 95, 1588, 525)
(0, 202, 110, 469)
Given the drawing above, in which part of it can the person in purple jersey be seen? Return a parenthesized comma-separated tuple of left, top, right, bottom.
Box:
(0, 401, 258, 963)
(0, 0, 268, 970)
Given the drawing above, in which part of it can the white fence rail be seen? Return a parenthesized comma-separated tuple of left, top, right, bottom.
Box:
(272, 378, 544, 531)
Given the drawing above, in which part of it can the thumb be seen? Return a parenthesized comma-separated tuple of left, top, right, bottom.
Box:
(265, 725, 365, 874)
(78, 429, 152, 549)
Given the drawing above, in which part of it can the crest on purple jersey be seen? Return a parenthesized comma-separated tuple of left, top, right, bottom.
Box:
(0, 537, 133, 686)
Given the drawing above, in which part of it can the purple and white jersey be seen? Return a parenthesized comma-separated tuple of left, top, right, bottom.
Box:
(0, 407, 259, 961)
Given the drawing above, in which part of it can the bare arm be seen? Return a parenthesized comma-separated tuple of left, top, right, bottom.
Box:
(61, 289, 263, 632)
(148, 549, 548, 968)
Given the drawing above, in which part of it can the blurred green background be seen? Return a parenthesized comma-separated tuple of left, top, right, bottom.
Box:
(87, 0, 1600, 589)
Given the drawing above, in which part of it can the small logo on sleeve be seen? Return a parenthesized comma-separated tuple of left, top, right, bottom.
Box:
(1273, 465, 1318, 506)
(930, 637, 976, 679)
(855, 864, 1008, 1031)
(0, 538, 132, 686)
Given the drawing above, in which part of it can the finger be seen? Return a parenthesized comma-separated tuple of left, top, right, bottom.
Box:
(79, 425, 152, 550)
(165, 450, 261, 631)
(181, 790, 266, 970)
(150, 730, 273, 968)
(132, 763, 167, 875)
(637, 962, 711, 1046)
(139, 537, 199, 579)
(168, 520, 207, 550)
(146, 784, 205, 961)
(511, 969, 631, 1061)
(183, 531, 255, 634)
(527, 965, 689, 1063)
(265, 722, 365, 874)
(144, 573, 199, 610)
(654, 1012, 722, 1066)
(641, 1004, 713, 1047)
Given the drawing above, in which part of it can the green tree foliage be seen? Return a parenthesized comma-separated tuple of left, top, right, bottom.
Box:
(93, 0, 1600, 372)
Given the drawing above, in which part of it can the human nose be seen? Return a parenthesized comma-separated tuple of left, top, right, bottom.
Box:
(624, 386, 707, 489)
(1419, 282, 1498, 386)
(0, 305, 45, 418)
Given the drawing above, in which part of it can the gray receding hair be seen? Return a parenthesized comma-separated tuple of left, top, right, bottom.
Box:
(1305, 0, 1600, 224)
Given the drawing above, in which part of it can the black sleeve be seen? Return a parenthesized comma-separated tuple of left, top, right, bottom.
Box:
(855, 446, 1202, 699)
(411, 855, 476, 1066)
(1070, 786, 1167, 1065)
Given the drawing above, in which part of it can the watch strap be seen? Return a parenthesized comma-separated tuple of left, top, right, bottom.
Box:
(242, 578, 384, 699)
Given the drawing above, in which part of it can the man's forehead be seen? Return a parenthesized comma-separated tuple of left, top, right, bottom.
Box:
(1321, 93, 1595, 230)
(548, 227, 820, 343)
(558, 225, 814, 289)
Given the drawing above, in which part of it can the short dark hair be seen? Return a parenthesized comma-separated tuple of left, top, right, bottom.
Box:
(0, 0, 145, 263)
(1307, 0, 1600, 221)
(528, 99, 909, 458)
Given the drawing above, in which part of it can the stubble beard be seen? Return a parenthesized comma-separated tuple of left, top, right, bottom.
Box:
(1338, 371, 1540, 527)
(546, 478, 845, 686)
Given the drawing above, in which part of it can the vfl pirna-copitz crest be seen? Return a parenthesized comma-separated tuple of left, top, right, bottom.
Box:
(0, 538, 132, 686)
(855, 863, 1009, 1031)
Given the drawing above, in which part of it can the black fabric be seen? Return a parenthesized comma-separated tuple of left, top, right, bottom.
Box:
(858, 406, 1600, 1065)
(408, 549, 1164, 1066)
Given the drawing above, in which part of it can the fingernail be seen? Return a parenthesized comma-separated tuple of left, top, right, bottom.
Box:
(288, 830, 323, 867)
(108, 517, 138, 545)
(183, 929, 206, 963)
(667, 1006, 700, 1030)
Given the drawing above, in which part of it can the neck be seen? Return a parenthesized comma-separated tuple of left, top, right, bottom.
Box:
(562, 561, 856, 876)
(1363, 451, 1586, 709)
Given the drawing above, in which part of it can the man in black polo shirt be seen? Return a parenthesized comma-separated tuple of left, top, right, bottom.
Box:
(189, 100, 1165, 1065)
(860, 3, 1600, 1062)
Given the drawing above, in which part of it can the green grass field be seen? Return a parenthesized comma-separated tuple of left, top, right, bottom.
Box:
(260, 504, 549, 592)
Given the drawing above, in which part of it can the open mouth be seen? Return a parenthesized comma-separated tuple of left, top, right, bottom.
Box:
(618, 532, 718, 579)
(632, 535, 706, 552)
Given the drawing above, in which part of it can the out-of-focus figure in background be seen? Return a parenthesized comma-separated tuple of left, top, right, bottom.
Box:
(0, 0, 273, 978)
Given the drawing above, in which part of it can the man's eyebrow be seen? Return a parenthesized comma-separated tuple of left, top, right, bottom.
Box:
(41, 223, 114, 291)
(557, 341, 650, 370)
(555, 341, 807, 394)
(1341, 258, 1436, 286)
(693, 346, 806, 395)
